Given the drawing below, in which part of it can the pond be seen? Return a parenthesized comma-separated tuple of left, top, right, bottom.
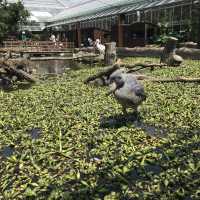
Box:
(30, 60, 80, 75)
(0, 57, 199, 199)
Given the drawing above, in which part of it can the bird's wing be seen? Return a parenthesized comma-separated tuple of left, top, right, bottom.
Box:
(116, 81, 146, 101)
(133, 85, 145, 97)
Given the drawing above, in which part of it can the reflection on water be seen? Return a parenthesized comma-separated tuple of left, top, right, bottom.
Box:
(100, 114, 168, 138)
(1, 146, 15, 158)
(29, 128, 42, 140)
(133, 120, 167, 138)
(30, 60, 78, 75)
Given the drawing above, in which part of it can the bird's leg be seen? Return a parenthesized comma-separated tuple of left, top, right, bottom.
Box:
(122, 106, 128, 115)
(106, 82, 117, 96)
(132, 105, 139, 117)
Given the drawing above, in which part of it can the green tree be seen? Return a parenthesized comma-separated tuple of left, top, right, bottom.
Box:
(0, 0, 29, 42)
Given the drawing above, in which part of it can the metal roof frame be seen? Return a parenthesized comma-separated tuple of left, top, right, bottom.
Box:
(47, 0, 192, 28)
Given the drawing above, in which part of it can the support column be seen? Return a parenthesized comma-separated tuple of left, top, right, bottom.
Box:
(118, 15, 124, 47)
(104, 42, 117, 65)
(144, 23, 148, 45)
(198, 1, 200, 47)
(77, 22, 82, 48)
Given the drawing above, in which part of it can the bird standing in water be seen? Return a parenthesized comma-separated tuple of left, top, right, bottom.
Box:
(94, 39, 105, 54)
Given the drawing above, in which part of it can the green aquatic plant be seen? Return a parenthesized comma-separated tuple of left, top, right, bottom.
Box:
(0, 58, 200, 199)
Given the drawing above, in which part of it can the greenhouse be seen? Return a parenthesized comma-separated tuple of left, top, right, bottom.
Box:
(44, 0, 199, 47)
(7, 0, 199, 47)
(0, 1, 200, 200)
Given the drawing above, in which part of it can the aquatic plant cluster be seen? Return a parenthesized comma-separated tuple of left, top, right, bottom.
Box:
(0, 58, 200, 199)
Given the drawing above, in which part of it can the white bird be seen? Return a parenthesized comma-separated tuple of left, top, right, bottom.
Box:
(94, 39, 105, 54)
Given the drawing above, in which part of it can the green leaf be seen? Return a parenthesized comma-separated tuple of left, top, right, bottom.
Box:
(25, 187, 36, 197)
(140, 155, 147, 166)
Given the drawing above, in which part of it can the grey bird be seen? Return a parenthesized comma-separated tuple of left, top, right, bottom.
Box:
(108, 69, 146, 115)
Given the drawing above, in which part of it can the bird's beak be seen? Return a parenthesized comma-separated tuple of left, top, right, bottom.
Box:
(106, 82, 117, 96)
(109, 82, 117, 92)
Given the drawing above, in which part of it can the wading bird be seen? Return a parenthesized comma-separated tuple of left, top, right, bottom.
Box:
(94, 39, 105, 54)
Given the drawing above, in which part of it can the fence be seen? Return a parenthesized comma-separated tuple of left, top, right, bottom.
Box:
(2, 41, 75, 52)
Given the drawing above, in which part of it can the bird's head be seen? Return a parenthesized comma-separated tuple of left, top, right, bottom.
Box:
(109, 75, 124, 88)
(108, 69, 126, 94)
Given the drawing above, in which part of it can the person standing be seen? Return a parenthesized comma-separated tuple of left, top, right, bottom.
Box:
(88, 37, 93, 46)
(22, 31, 27, 41)
(50, 34, 56, 45)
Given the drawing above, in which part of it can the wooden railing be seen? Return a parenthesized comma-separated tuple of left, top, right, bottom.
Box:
(2, 41, 75, 52)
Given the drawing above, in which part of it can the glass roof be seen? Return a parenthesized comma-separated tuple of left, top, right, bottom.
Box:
(49, 0, 186, 24)
(7, 0, 70, 22)
(50, 0, 186, 22)
(7, 0, 138, 22)
(7, 0, 188, 23)
(50, 0, 140, 22)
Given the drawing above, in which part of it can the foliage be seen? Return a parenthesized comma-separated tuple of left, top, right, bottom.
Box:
(154, 31, 187, 45)
(154, 18, 193, 45)
(0, 0, 29, 42)
(154, 35, 168, 46)
(0, 58, 200, 199)
(154, 22, 187, 45)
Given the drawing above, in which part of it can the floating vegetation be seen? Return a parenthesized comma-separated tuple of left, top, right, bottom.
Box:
(0, 58, 200, 199)
(29, 128, 42, 140)
(1, 145, 15, 158)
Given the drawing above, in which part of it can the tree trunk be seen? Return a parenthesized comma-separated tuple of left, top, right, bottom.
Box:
(84, 63, 120, 84)
(160, 37, 183, 66)
(104, 42, 117, 65)
(0, 55, 37, 83)
(133, 75, 200, 83)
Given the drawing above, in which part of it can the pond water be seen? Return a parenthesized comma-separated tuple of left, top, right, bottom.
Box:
(29, 128, 42, 140)
(1, 146, 15, 158)
(30, 60, 80, 75)
(100, 114, 168, 138)
(133, 120, 168, 138)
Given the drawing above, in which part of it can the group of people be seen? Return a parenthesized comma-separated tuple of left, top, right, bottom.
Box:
(49, 34, 67, 49)
(50, 34, 105, 54)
